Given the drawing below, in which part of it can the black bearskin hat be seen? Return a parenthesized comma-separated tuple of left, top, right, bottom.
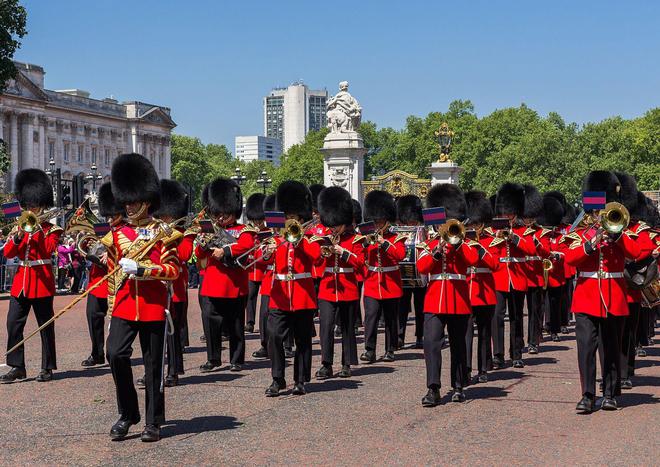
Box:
(396, 195, 423, 224)
(277, 181, 313, 221)
(561, 203, 577, 225)
(111, 153, 160, 213)
(352, 199, 362, 224)
(155, 179, 188, 220)
(263, 193, 276, 212)
(14, 168, 54, 209)
(246, 193, 266, 221)
(201, 183, 209, 208)
(309, 184, 325, 212)
(523, 184, 543, 219)
(364, 190, 396, 223)
(489, 194, 496, 211)
(544, 190, 567, 208)
(613, 172, 638, 212)
(495, 182, 525, 217)
(629, 192, 651, 223)
(318, 186, 353, 227)
(426, 184, 467, 221)
(97, 182, 123, 218)
(536, 195, 565, 227)
(582, 170, 621, 204)
(207, 177, 242, 217)
(644, 196, 659, 227)
(465, 191, 493, 225)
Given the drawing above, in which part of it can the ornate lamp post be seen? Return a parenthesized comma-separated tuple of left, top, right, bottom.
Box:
(256, 170, 272, 194)
(86, 163, 103, 194)
(434, 122, 454, 163)
(45, 157, 56, 184)
(231, 167, 246, 186)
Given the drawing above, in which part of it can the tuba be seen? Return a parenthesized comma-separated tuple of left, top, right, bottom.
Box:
(65, 198, 105, 258)
(600, 202, 629, 235)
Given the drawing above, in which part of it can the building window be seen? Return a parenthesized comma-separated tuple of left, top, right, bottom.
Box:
(77, 145, 84, 163)
(104, 148, 110, 166)
(63, 142, 70, 162)
(91, 146, 97, 164)
(48, 141, 55, 159)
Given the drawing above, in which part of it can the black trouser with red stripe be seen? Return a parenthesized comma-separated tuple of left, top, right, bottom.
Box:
(203, 296, 246, 365)
(466, 305, 494, 374)
(85, 294, 108, 361)
(398, 286, 426, 345)
(526, 287, 543, 347)
(268, 309, 315, 383)
(492, 290, 525, 361)
(319, 299, 358, 367)
(547, 285, 563, 334)
(620, 302, 640, 380)
(167, 301, 186, 376)
(424, 313, 470, 390)
(6, 294, 56, 370)
(364, 297, 398, 353)
(246, 280, 261, 326)
(258, 294, 270, 350)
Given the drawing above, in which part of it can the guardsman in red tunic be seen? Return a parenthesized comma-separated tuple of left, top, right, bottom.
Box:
(613, 173, 657, 390)
(464, 191, 501, 383)
(396, 195, 427, 349)
(244, 193, 268, 334)
(308, 183, 328, 287)
(81, 182, 124, 368)
(154, 179, 194, 387)
(491, 183, 537, 369)
(1, 169, 62, 384)
(521, 185, 546, 355)
(359, 190, 406, 364)
(105, 154, 180, 442)
(195, 178, 257, 373)
(351, 199, 366, 331)
(252, 194, 277, 359)
(568, 171, 641, 414)
(263, 181, 322, 397)
(418, 184, 481, 406)
(636, 195, 659, 356)
(534, 195, 567, 344)
(315, 187, 365, 379)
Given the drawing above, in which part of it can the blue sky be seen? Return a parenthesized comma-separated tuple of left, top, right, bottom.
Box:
(16, 0, 660, 149)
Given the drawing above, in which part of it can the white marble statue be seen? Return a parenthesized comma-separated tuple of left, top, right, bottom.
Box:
(326, 81, 362, 133)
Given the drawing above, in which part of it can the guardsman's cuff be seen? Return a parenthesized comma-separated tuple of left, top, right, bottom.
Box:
(584, 241, 595, 255)
(222, 245, 233, 258)
(477, 245, 487, 260)
(382, 240, 392, 251)
(340, 249, 352, 262)
(511, 234, 521, 247)
(432, 250, 443, 261)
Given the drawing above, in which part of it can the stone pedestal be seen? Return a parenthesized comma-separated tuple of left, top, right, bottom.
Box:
(321, 131, 367, 205)
(428, 160, 463, 186)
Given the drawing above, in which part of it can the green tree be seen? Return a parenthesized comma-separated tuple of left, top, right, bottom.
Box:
(272, 128, 328, 187)
(0, 0, 27, 93)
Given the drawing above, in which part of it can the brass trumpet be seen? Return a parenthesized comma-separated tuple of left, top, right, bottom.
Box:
(283, 218, 305, 244)
(438, 219, 465, 245)
(600, 202, 629, 235)
(542, 258, 553, 290)
(320, 232, 340, 257)
(10, 207, 67, 234)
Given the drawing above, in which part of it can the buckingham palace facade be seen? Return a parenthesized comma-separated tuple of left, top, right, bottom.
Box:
(0, 61, 175, 192)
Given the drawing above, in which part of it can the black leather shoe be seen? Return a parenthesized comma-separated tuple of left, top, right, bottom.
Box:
(164, 375, 178, 387)
(0, 367, 27, 384)
(136, 376, 146, 388)
(315, 365, 333, 380)
(492, 357, 505, 370)
(512, 359, 524, 369)
(338, 365, 351, 378)
(229, 364, 241, 372)
(265, 379, 286, 397)
(621, 379, 633, 390)
(478, 373, 488, 383)
(422, 387, 441, 407)
(334, 326, 342, 338)
(551, 333, 561, 342)
(140, 424, 160, 442)
(35, 369, 53, 382)
(199, 361, 221, 373)
(451, 390, 466, 402)
(292, 382, 306, 395)
(81, 355, 105, 367)
(415, 340, 424, 349)
(360, 350, 376, 363)
(528, 344, 538, 355)
(561, 326, 569, 334)
(252, 347, 268, 359)
(576, 395, 595, 413)
(636, 346, 647, 357)
(110, 417, 139, 439)
(601, 397, 618, 411)
(284, 348, 295, 359)
(245, 323, 255, 333)
(382, 351, 395, 362)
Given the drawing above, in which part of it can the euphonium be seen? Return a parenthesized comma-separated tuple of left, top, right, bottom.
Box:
(542, 258, 553, 290)
(440, 219, 465, 245)
(600, 202, 629, 235)
(283, 218, 304, 244)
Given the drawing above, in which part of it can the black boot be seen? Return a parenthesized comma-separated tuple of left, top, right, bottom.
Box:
(422, 387, 441, 407)
(110, 416, 140, 440)
(81, 355, 105, 367)
(252, 346, 268, 359)
(265, 378, 286, 397)
(292, 382, 306, 395)
(338, 365, 351, 378)
(199, 361, 221, 373)
(0, 367, 27, 384)
(315, 364, 333, 380)
(575, 395, 595, 414)
(35, 369, 53, 382)
(140, 424, 160, 442)
(360, 350, 376, 363)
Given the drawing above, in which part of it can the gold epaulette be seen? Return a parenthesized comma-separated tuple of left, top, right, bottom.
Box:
(353, 234, 365, 244)
(624, 229, 638, 239)
(415, 241, 432, 254)
(559, 232, 582, 244)
(241, 224, 260, 234)
(636, 221, 650, 233)
(394, 233, 408, 244)
(650, 232, 657, 241)
(484, 227, 495, 236)
(183, 227, 199, 237)
(162, 229, 184, 246)
(523, 227, 536, 236)
(308, 235, 325, 243)
(467, 240, 480, 248)
(489, 237, 505, 248)
(100, 231, 114, 248)
(569, 240, 583, 249)
(45, 222, 64, 234)
(538, 228, 551, 238)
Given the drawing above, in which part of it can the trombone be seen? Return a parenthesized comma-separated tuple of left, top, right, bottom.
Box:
(432, 219, 466, 245)
(7, 207, 67, 234)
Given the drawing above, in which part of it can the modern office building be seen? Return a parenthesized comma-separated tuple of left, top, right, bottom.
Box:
(235, 135, 282, 166)
(263, 82, 327, 151)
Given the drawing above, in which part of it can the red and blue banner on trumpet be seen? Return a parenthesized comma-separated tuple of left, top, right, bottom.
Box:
(93, 222, 111, 237)
(265, 211, 286, 229)
(582, 192, 607, 211)
(357, 221, 376, 235)
(422, 207, 447, 226)
(2, 201, 22, 219)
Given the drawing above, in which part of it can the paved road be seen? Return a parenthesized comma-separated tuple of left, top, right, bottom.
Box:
(0, 294, 658, 465)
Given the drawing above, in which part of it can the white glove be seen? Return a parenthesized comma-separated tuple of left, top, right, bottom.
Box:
(119, 258, 139, 275)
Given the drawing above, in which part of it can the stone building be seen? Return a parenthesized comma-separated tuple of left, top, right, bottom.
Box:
(0, 62, 175, 191)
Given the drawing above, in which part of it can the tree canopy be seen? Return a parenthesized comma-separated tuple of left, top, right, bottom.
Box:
(0, 0, 27, 94)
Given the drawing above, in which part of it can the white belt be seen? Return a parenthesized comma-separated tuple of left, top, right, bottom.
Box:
(500, 257, 527, 263)
(578, 271, 624, 279)
(429, 273, 466, 281)
(467, 267, 491, 275)
(19, 259, 52, 267)
(325, 267, 354, 274)
(526, 256, 542, 261)
(274, 272, 312, 281)
(367, 265, 399, 273)
(266, 265, 274, 271)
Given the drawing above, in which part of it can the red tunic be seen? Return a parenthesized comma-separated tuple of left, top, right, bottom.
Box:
(362, 232, 407, 300)
(87, 263, 109, 299)
(4, 222, 62, 299)
(318, 233, 365, 302)
(195, 223, 257, 298)
(523, 226, 544, 288)
(109, 220, 180, 322)
(489, 226, 537, 293)
(467, 234, 501, 307)
(535, 228, 566, 288)
(417, 239, 480, 314)
(267, 237, 323, 311)
(247, 227, 273, 282)
(564, 229, 641, 318)
(171, 231, 195, 303)
(306, 223, 331, 279)
(623, 222, 656, 303)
